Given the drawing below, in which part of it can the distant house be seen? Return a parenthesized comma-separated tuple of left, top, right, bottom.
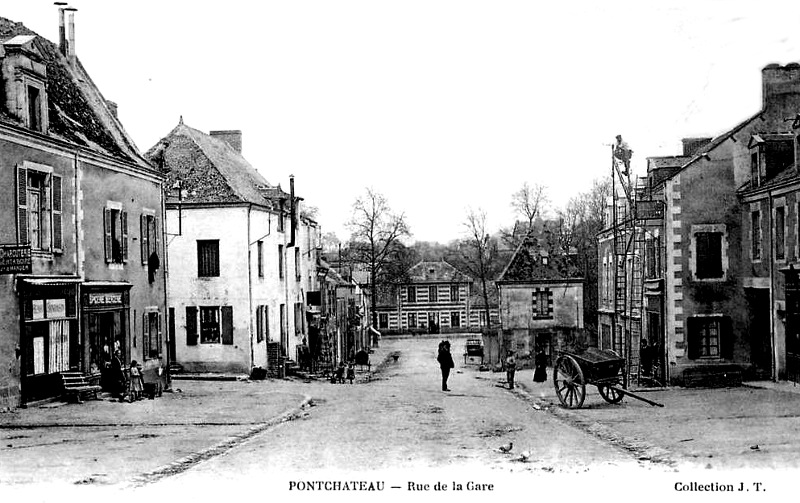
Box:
(373, 260, 498, 334)
(495, 236, 584, 367)
(0, 16, 167, 407)
(146, 122, 320, 374)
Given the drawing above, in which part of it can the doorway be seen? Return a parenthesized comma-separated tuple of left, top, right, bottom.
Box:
(745, 288, 772, 379)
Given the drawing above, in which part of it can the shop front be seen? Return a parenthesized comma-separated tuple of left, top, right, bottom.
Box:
(18, 278, 81, 403)
(81, 282, 131, 392)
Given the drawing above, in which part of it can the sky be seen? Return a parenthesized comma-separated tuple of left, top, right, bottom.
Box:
(4, 0, 800, 243)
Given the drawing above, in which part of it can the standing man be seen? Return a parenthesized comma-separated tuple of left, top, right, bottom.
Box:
(505, 351, 517, 389)
(437, 340, 454, 392)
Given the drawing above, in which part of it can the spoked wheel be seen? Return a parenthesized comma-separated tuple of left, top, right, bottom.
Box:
(553, 355, 586, 409)
(598, 384, 624, 404)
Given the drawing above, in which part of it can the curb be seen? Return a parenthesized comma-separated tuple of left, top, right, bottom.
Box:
(124, 394, 314, 487)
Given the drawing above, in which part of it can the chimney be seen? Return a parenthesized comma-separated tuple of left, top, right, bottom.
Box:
(209, 130, 242, 153)
(762, 63, 800, 111)
(106, 100, 118, 119)
(55, 3, 67, 55)
(681, 137, 712, 156)
(289, 175, 296, 247)
(66, 7, 77, 62)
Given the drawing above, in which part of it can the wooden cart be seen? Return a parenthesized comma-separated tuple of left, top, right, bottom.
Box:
(463, 338, 484, 365)
(553, 348, 663, 409)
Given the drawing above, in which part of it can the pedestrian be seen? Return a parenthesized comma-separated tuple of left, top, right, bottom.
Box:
(346, 362, 355, 384)
(437, 340, 454, 391)
(336, 361, 345, 384)
(129, 360, 144, 401)
(505, 351, 517, 389)
(110, 350, 126, 400)
(533, 346, 548, 383)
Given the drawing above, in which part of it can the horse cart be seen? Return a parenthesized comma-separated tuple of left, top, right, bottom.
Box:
(463, 338, 484, 365)
(553, 348, 663, 409)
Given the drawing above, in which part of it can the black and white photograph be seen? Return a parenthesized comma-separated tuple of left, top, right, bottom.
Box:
(1, 1, 799, 501)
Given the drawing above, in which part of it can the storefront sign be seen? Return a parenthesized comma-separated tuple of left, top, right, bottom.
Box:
(31, 300, 45, 320)
(0, 244, 32, 274)
(88, 292, 123, 306)
(46, 299, 67, 318)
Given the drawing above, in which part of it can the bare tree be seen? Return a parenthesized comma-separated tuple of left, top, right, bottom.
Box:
(511, 182, 549, 234)
(458, 207, 499, 329)
(347, 188, 411, 329)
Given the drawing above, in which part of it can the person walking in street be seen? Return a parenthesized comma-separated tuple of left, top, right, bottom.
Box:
(437, 340, 454, 391)
(505, 351, 517, 389)
(533, 346, 548, 383)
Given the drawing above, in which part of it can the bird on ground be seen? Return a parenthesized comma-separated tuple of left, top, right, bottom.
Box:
(497, 442, 513, 453)
(513, 450, 531, 462)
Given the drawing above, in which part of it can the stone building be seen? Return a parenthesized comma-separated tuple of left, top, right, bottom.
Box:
(0, 15, 167, 407)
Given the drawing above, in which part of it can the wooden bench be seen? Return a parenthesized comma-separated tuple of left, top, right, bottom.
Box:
(60, 371, 102, 403)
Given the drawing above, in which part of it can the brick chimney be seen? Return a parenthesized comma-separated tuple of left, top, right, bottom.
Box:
(762, 63, 800, 111)
(681, 137, 712, 156)
(210, 130, 242, 154)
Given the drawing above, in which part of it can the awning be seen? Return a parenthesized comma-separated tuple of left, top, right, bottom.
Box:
(82, 281, 133, 290)
(18, 276, 82, 287)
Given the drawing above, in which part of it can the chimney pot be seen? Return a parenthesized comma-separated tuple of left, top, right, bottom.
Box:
(762, 63, 800, 111)
(209, 130, 242, 154)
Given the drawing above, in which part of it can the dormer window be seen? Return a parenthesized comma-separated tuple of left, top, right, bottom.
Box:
(749, 134, 794, 186)
(27, 84, 43, 132)
(2, 35, 49, 134)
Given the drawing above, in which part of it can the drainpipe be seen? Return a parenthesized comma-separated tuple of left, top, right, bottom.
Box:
(769, 192, 777, 381)
(161, 179, 171, 388)
(247, 205, 254, 371)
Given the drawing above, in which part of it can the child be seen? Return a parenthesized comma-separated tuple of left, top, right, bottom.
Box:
(346, 363, 355, 384)
(505, 352, 517, 389)
(335, 361, 345, 384)
(129, 360, 144, 401)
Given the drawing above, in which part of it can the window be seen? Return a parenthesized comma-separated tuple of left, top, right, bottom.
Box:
(295, 247, 301, 281)
(197, 240, 220, 277)
(776, 206, 786, 261)
(429, 285, 438, 302)
(142, 311, 162, 359)
(278, 245, 284, 280)
(193, 306, 233, 345)
(695, 232, 723, 279)
(687, 316, 732, 359)
(17, 166, 62, 252)
(450, 312, 460, 328)
(256, 305, 268, 343)
(450, 285, 460, 302)
(27, 85, 43, 132)
(104, 206, 128, 264)
(257, 241, 264, 278)
(751, 210, 761, 261)
(532, 288, 553, 318)
(407, 286, 416, 303)
(479, 311, 487, 327)
(379, 313, 388, 329)
(294, 302, 305, 336)
(408, 312, 417, 328)
(751, 152, 760, 187)
(141, 214, 160, 282)
(278, 201, 285, 232)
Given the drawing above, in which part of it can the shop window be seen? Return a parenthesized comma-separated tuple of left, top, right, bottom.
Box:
(532, 288, 553, 318)
(379, 313, 388, 329)
(141, 214, 160, 282)
(450, 284, 460, 302)
(104, 206, 128, 264)
(197, 240, 220, 277)
(450, 312, 460, 328)
(687, 316, 732, 359)
(429, 285, 438, 302)
(407, 286, 416, 303)
(17, 165, 62, 253)
(142, 311, 162, 359)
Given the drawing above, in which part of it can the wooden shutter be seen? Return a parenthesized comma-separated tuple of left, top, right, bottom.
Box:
(720, 316, 733, 360)
(186, 306, 198, 346)
(153, 217, 160, 257)
(256, 306, 263, 343)
(104, 208, 112, 262)
(686, 317, 699, 360)
(221, 306, 234, 345)
(121, 210, 128, 263)
(157, 312, 163, 357)
(264, 306, 269, 341)
(143, 312, 150, 359)
(17, 166, 28, 244)
(52, 174, 62, 252)
(140, 214, 148, 265)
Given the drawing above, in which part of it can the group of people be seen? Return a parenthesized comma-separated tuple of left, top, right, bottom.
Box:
(504, 346, 548, 389)
(103, 350, 147, 402)
(331, 361, 356, 384)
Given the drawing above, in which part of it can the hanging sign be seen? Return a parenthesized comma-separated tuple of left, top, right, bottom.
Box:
(0, 244, 32, 274)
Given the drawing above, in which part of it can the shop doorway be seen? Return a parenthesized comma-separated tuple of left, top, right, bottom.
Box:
(87, 311, 126, 389)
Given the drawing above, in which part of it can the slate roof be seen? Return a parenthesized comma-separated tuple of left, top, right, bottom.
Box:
(497, 236, 576, 283)
(647, 156, 691, 170)
(406, 261, 473, 284)
(0, 17, 150, 169)
(145, 121, 288, 206)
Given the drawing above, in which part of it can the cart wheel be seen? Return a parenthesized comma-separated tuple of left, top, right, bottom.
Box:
(598, 385, 624, 404)
(553, 355, 585, 409)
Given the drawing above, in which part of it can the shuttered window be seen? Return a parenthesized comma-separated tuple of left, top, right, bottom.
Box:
(103, 207, 127, 264)
(221, 306, 233, 345)
(142, 311, 162, 360)
(197, 240, 220, 277)
(695, 232, 722, 279)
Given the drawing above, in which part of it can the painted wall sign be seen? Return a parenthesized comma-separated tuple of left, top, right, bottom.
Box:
(46, 299, 67, 318)
(88, 292, 123, 306)
(0, 244, 32, 274)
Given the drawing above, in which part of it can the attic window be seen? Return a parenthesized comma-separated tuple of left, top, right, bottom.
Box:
(27, 85, 43, 132)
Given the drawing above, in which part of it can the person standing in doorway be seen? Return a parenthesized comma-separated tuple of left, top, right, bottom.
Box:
(437, 340, 454, 391)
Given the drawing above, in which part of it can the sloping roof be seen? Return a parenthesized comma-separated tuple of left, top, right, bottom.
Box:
(145, 122, 285, 206)
(647, 155, 691, 169)
(739, 163, 800, 194)
(0, 17, 151, 170)
(497, 236, 574, 282)
(676, 111, 762, 174)
(406, 260, 472, 284)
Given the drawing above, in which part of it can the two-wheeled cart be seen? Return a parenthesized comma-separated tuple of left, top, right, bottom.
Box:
(553, 347, 664, 409)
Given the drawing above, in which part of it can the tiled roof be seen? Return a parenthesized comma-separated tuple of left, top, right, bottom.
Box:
(739, 163, 800, 194)
(145, 122, 282, 206)
(0, 17, 150, 169)
(497, 236, 576, 282)
(406, 261, 473, 284)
